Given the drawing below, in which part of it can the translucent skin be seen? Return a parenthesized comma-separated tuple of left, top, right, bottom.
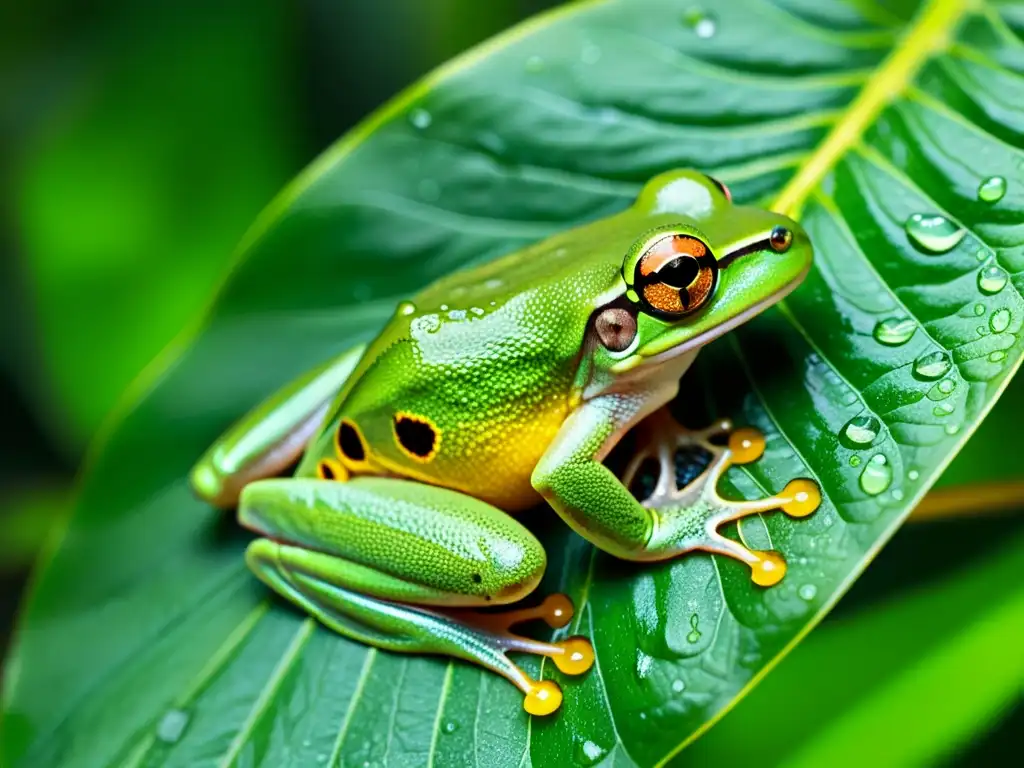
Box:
(192, 169, 817, 714)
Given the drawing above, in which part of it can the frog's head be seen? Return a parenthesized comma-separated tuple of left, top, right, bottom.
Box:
(587, 170, 812, 380)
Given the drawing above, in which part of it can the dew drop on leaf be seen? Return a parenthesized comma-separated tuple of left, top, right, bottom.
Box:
(977, 176, 1007, 203)
(932, 402, 955, 417)
(409, 108, 432, 129)
(975, 303, 986, 316)
(840, 414, 880, 448)
(989, 350, 1007, 363)
(945, 423, 962, 436)
(908, 469, 920, 481)
(155, 709, 190, 744)
(672, 679, 686, 693)
(978, 265, 1008, 295)
(859, 454, 892, 496)
(912, 350, 952, 381)
(683, 7, 717, 38)
(990, 308, 1011, 333)
(872, 316, 916, 346)
(904, 213, 965, 254)
(576, 739, 608, 766)
(798, 584, 817, 601)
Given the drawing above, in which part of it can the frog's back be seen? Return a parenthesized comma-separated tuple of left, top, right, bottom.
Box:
(318, 224, 627, 510)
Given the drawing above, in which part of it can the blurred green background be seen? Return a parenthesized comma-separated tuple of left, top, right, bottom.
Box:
(1, 0, 1020, 764)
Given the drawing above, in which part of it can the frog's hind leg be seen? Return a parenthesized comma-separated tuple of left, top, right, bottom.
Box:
(240, 476, 593, 716)
(622, 409, 821, 586)
(190, 345, 365, 507)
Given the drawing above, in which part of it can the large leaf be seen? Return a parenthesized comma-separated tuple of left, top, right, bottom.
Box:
(4, 0, 1024, 765)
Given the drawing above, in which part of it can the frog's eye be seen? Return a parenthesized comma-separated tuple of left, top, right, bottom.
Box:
(632, 234, 718, 318)
(769, 225, 793, 252)
(705, 174, 732, 202)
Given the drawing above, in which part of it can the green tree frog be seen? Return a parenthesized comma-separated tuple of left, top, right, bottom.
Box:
(191, 170, 820, 716)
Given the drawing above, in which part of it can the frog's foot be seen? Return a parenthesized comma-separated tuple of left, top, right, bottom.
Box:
(443, 593, 595, 715)
(246, 538, 591, 716)
(621, 409, 820, 586)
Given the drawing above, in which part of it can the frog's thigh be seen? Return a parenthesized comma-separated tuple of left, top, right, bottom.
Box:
(191, 344, 365, 507)
(239, 477, 593, 716)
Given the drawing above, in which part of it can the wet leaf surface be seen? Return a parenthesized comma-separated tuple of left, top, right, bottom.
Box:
(4, 0, 1023, 765)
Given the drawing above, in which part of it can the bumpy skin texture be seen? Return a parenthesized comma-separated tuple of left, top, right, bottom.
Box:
(192, 169, 816, 713)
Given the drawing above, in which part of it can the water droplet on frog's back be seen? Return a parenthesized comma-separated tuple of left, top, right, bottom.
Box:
(913, 350, 952, 381)
(978, 265, 1008, 295)
(156, 709, 190, 744)
(840, 414, 880, 448)
(978, 176, 1007, 203)
(873, 316, 916, 346)
(904, 213, 965, 254)
(859, 454, 893, 496)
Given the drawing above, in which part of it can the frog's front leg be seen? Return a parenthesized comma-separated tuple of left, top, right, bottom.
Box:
(533, 397, 820, 585)
(239, 476, 593, 716)
(191, 345, 365, 507)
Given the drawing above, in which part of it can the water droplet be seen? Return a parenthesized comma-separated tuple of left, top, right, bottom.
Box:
(905, 213, 966, 254)
(798, 584, 817, 601)
(978, 176, 1007, 203)
(581, 43, 601, 64)
(672, 679, 686, 693)
(913, 350, 952, 381)
(850, 455, 862, 467)
(975, 303, 986, 316)
(977, 325, 990, 337)
(927, 378, 956, 400)
(683, 7, 717, 38)
(484, 278, 503, 289)
(989, 349, 1007, 362)
(873, 316, 916, 346)
(470, 307, 485, 316)
(908, 469, 920, 481)
(933, 402, 955, 416)
(576, 740, 608, 766)
(945, 423, 961, 435)
(316, 754, 327, 764)
(156, 709, 190, 744)
(397, 301, 416, 316)
(635, 651, 653, 678)
(409, 108, 432, 129)
(990, 308, 1011, 333)
(525, 55, 545, 73)
(448, 309, 466, 321)
(686, 613, 702, 644)
(840, 414, 880, 448)
(444, 721, 458, 734)
(892, 488, 905, 501)
(978, 265, 1008, 295)
(975, 248, 987, 261)
(859, 454, 893, 496)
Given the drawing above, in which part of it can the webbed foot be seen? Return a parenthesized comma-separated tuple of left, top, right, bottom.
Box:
(621, 410, 820, 585)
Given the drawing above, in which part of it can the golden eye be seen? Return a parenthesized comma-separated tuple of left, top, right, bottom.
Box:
(634, 234, 718, 317)
(769, 226, 793, 252)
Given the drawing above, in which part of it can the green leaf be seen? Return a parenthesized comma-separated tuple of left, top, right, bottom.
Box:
(13, 0, 295, 446)
(683, 529, 1024, 767)
(4, 0, 1024, 765)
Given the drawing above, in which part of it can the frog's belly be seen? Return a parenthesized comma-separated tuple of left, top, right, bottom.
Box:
(366, 402, 567, 512)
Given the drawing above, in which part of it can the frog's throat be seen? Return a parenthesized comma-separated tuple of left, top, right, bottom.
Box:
(612, 264, 809, 374)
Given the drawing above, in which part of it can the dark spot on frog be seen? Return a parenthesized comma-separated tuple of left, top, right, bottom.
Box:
(338, 420, 365, 462)
(471, 573, 483, 584)
(394, 414, 438, 460)
(317, 460, 336, 480)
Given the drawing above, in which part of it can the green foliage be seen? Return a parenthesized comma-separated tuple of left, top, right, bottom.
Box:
(3, 0, 1023, 765)
(12, 0, 296, 446)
